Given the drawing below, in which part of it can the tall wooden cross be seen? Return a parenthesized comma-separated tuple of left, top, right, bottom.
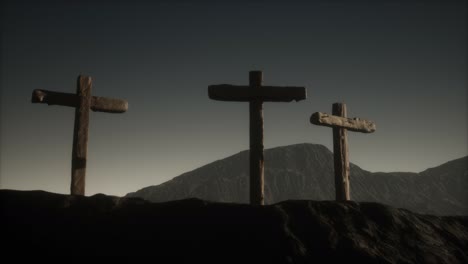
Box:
(310, 103, 376, 201)
(208, 71, 306, 205)
(31, 75, 128, 196)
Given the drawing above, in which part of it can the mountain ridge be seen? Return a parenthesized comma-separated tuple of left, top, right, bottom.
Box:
(126, 143, 468, 215)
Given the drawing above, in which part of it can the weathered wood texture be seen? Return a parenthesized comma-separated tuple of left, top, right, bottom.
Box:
(71, 76, 92, 196)
(208, 85, 306, 102)
(332, 103, 350, 201)
(32, 89, 77, 107)
(310, 112, 376, 133)
(208, 70, 306, 205)
(310, 103, 376, 201)
(32, 75, 128, 196)
(32, 89, 128, 113)
(91, 96, 128, 113)
(249, 71, 264, 206)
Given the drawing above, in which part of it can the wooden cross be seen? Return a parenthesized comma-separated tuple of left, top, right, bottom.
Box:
(208, 71, 306, 205)
(310, 103, 376, 201)
(31, 75, 128, 196)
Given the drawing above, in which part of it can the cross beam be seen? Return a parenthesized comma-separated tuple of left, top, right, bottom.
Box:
(31, 75, 128, 195)
(209, 71, 306, 205)
(32, 90, 128, 113)
(208, 85, 306, 102)
(310, 112, 376, 133)
(310, 103, 376, 201)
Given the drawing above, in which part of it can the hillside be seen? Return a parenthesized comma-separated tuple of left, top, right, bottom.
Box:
(127, 143, 468, 215)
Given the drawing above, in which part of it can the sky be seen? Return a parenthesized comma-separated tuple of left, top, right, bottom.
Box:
(1, 0, 466, 197)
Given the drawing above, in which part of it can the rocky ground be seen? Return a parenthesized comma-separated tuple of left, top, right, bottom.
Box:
(1, 189, 467, 263)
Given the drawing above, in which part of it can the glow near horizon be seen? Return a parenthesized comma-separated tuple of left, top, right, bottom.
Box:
(0, 1, 466, 196)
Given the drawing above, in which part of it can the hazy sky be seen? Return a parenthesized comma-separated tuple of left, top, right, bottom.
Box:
(1, 0, 466, 196)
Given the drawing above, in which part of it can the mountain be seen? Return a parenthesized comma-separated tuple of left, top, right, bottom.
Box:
(126, 143, 468, 215)
(2, 190, 467, 262)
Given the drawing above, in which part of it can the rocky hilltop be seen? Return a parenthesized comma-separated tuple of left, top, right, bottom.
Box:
(1, 189, 467, 262)
(127, 143, 468, 215)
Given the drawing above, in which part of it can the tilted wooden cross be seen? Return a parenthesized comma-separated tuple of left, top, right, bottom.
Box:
(208, 71, 306, 205)
(310, 103, 376, 201)
(31, 75, 128, 196)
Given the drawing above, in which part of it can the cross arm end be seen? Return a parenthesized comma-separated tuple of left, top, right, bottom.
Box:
(31, 89, 47, 103)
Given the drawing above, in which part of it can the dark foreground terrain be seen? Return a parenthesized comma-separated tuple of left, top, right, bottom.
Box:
(1, 190, 467, 263)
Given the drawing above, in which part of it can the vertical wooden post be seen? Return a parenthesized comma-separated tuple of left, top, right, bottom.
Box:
(332, 102, 350, 201)
(71, 76, 92, 195)
(209, 71, 305, 205)
(249, 71, 264, 205)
